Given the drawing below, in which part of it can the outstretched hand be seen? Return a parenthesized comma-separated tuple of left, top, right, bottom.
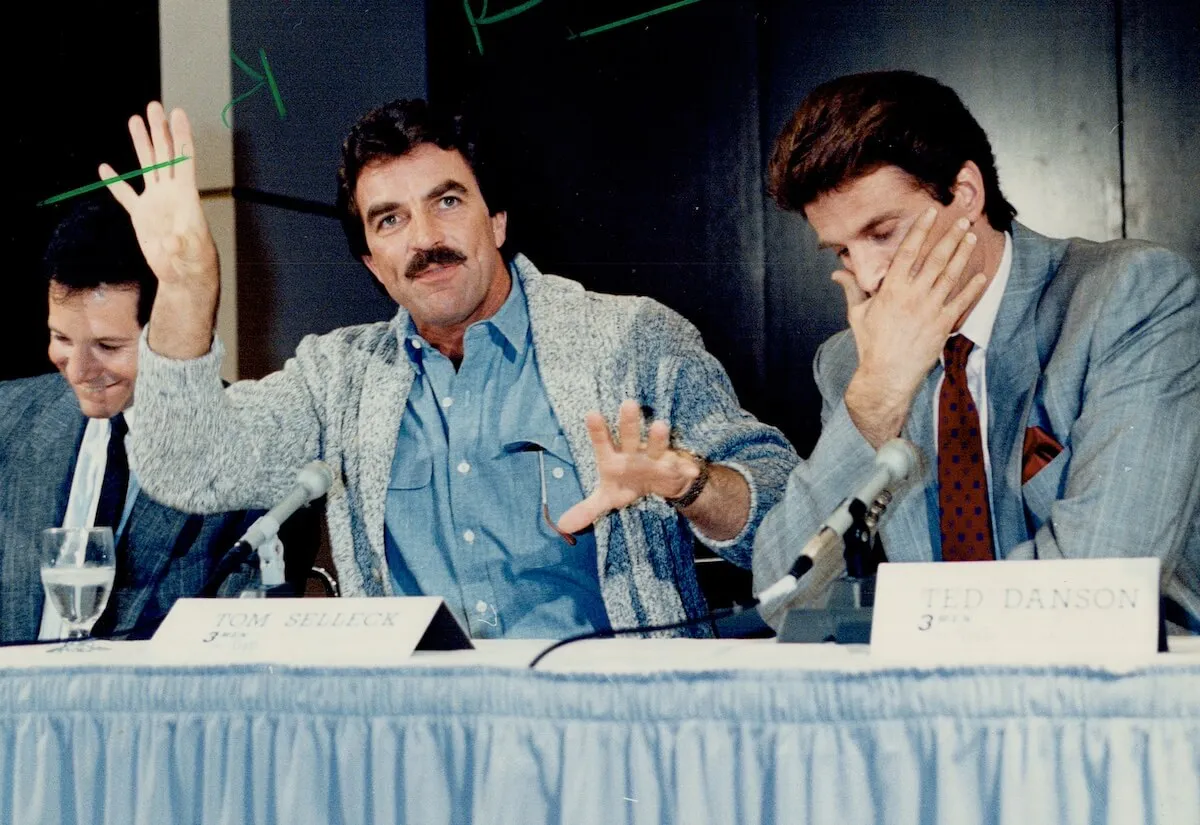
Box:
(101, 102, 218, 294)
(556, 399, 701, 534)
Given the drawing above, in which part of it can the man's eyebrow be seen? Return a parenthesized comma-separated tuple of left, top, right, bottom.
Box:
(364, 200, 401, 225)
(816, 210, 907, 251)
(426, 179, 469, 200)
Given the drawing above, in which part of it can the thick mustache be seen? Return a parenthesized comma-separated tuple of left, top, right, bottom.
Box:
(405, 246, 467, 279)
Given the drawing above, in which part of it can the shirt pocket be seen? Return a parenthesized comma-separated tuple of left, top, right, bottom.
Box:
(499, 433, 579, 495)
(1021, 444, 1072, 530)
(388, 451, 433, 490)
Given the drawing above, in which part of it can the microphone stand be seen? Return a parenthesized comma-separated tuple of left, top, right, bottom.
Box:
(777, 497, 879, 644)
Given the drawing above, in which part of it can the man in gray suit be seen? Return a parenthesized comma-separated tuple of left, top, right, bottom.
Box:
(0, 200, 281, 643)
(753, 70, 1200, 632)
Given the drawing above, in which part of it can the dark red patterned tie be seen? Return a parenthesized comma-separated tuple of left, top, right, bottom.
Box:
(938, 335, 994, 561)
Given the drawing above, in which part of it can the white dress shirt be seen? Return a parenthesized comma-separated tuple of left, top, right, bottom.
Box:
(930, 232, 1014, 540)
(39, 409, 139, 640)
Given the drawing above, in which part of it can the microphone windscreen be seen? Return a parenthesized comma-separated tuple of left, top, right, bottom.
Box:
(876, 438, 925, 487)
(296, 460, 334, 500)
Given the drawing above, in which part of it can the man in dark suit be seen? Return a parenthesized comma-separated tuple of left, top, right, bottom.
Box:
(0, 199, 312, 643)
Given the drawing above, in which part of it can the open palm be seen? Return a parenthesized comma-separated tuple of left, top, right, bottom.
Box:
(100, 102, 218, 291)
(556, 400, 700, 534)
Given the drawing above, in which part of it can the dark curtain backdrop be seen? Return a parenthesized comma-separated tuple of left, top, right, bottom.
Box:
(4, 2, 160, 382)
(6, 0, 1194, 607)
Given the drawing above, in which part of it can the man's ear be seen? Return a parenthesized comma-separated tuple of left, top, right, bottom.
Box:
(490, 210, 508, 249)
(952, 161, 986, 225)
(362, 254, 383, 285)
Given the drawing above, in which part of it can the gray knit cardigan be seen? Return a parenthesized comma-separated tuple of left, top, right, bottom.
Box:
(130, 255, 799, 635)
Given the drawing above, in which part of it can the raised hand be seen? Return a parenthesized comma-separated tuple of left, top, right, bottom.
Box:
(556, 400, 702, 534)
(101, 102, 218, 292)
(100, 102, 220, 358)
(840, 206, 987, 447)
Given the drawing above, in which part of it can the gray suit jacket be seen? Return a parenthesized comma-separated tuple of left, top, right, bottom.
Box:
(0, 374, 259, 642)
(753, 223, 1200, 631)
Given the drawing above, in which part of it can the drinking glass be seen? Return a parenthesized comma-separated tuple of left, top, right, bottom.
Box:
(40, 527, 116, 646)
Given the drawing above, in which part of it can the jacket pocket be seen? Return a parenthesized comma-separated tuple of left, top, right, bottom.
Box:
(1021, 444, 1071, 530)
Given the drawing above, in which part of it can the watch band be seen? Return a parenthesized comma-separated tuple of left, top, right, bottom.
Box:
(664, 451, 711, 509)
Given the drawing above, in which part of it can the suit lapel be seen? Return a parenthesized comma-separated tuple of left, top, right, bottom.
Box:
(0, 380, 85, 642)
(984, 225, 1056, 555)
(519, 255, 610, 561)
(356, 313, 414, 595)
(520, 256, 602, 492)
(101, 494, 194, 634)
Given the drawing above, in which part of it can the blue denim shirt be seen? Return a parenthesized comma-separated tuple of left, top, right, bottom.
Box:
(383, 268, 609, 639)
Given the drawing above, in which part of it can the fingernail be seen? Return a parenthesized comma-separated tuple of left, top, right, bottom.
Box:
(965, 232, 977, 244)
(925, 207, 938, 220)
(956, 217, 970, 230)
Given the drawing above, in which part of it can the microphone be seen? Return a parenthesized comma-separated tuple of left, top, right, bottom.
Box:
(756, 439, 925, 617)
(199, 460, 334, 597)
(234, 461, 334, 552)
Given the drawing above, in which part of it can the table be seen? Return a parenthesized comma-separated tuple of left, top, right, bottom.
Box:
(1, 639, 1198, 825)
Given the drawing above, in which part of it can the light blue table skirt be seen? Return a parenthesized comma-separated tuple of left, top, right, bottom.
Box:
(1, 662, 1197, 825)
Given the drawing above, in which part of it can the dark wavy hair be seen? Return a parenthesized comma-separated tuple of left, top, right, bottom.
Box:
(768, 70, 1016, 232)
(336, 98, 507, 259)
(42, 196, 157, 326)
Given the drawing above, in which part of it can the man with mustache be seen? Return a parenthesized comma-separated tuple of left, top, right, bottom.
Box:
(108, 99, 798, 639)
(752, 71, 1200, 633)
(0, 199, 306, 642)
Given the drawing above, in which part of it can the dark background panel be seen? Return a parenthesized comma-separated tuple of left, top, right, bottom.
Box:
(3, 2, 160, 381)
(6, 0, 1195, 609)
(230, 0, 426, 376)
(233, 202, 395, 377)
(758, 0, 1122, 456)
(1121, 0, 1200, 270)
(428, 0, 769, 412)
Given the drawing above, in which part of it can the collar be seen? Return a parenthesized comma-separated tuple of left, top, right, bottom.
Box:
(402, 261, 528, 364)
(84, 406, 136, 435)
(956, 231, 1013, 351)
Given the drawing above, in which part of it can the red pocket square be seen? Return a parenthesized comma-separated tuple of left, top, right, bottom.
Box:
(1022, 426, 1064, 485)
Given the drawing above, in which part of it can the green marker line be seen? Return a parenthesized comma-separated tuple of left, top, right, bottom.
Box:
(222, 81, 266, 129)
(477, 0, 543, 25)
(260, 48, 287, 119)
(569, 0, 707, 39)
(38, 156, 191, 207)
(230, 48, 263, 82)
(463, 0, 545, 54)
(463, 0, 485, 53)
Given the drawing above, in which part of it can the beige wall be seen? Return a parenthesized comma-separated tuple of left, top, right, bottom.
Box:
(159, 0, 238, 381)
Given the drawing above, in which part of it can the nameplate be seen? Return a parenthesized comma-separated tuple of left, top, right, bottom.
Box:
(870, 558, 1160, 662)
(148, 597, 473, 665)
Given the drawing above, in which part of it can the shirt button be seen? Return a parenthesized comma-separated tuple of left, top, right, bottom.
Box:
(475, 600, 488, 614)
(551, 467, 565, 480)
(463, 529, 475, 543)
(411, 339, 422, 349)
(441, 397, 454, 408)
(457, 461, 471, 474)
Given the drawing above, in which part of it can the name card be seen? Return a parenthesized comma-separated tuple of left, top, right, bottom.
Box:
(870, 558, 1160, 663)
(148, 597, 473, 665)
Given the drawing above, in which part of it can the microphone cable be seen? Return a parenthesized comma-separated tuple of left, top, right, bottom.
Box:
(528, 600, 762, 669)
